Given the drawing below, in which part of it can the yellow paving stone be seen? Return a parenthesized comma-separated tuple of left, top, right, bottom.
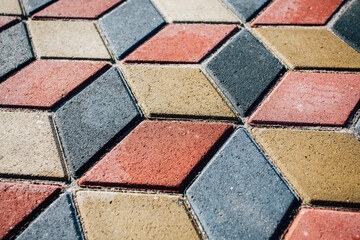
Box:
(76, 190, 200, 240)
(0, 111, 66, 180)
(251, 128, 360, 207)
(29, 20, 111, 60)
(0, 0, 23, 16)
(121, 65, 237, 120)
(252, 28, 360, 70)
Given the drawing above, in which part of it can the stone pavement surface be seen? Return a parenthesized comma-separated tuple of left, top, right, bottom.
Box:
(0, 0, 359, 239)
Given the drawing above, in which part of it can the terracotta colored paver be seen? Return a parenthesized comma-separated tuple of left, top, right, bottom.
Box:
(252, 128, 360, 207)
(248, 71, 360, 127)
(76, 190, 200, 240)
(121, 65, 237, 120)
(124, 24, 239, 63)
(79, 120, 233, 191)
(0, 0, 23, 15)
(0, 16, 19, 31)
(0, 182, 62, 239)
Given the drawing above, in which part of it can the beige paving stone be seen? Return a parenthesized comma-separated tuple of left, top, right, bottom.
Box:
(252, 28, 360, 70)
(0, 111, 66, 180)
(251, 128, 360, 206)
(29, 20, 111, 60)
(152, 0, 239, 23)
(76, 190, 200, 240)
(0, 0, 23, 16)
(121, 65, 237, 120)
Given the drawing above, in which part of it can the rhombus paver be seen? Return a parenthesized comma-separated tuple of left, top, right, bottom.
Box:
(22, 0, 56, 16)
(186, 128, 297, 240)
(0, 16, 19, 31)
(221, 0, 271, 21)
(0, 0, 23, 15)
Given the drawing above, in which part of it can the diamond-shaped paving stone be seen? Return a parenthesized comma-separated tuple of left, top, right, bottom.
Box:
(0, 182, 61, 239)
(17, 193, 84, 240)
(253, 28, 360, 70)
(125, 24, 238, 64)
(252, 128, 360, 207)
(120, 65, 237, 120)
(55, 67, 141, 178)
(0, 111, 67, 180)
(0, 0, 23, 15)
(98, 0, 165, 59)
(23, 0, 56, 16)
(221, 0, 271, 21)
(248, 72, 360, 127)
(252, 0, 344, 26)
(29, 20, 111, 60)
(79, 120, 233, 191)
(186, 128, 297, 239)
(0, 16, 19, 31)
(75, 191, 200, 239)
(0, 60, 109, 109)
(206, 29, 284, 116)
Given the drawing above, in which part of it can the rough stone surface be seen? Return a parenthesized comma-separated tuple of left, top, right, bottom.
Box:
(253, 28, 360, 70)
(248, 71, 360, 126)
(0, 0, 23, 15)
(221, 0, 271, 21)
(186, 128, 297, 240)
(23, 0, 56, 16)
(0, 111, 66, 180)
(0, 16, 19, 31)
(206, 29, 284, 116)
(356, 119, 360, 134)
(55, 67, 141, 178)
(79, 120, 233, 191)
(29, 20, 111, 60)
(0, 60, 109, 109)
(125, 24, 238, 63)
(252, 128, 360, 206)
(99, 0, 165, 59)
(76, 191, 200, 240)
(121, 65, 237, 120)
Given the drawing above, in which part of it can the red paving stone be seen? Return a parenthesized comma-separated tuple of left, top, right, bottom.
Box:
(252, 0, 344, 26)
(248, 71, 360, 126)
(284, 208, 360, 240)
(0, 182, 62, 239)
(0, 16, 19, 31)
(124, 24, 239, 64)
(0, 60, 109, 109)
(78, 120, 234, 191)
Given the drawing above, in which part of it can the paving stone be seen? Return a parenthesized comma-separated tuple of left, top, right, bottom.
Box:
(206, 29, 284, 116)
(332, 0, 360, 53)
(17, 193, 84, 240)
(120, 65, 237, 120)
(186, 128, 297, 240)
(221, 0, 271, 21)
(0, 60, 109, 109)
(23, 0, 56, 16)
(248, 71, 360, 127)
(55, 67, 141, 178)
(0, 22, 34, 79)
(76, 190, 200, 239)
(252, 128, 360, 206)
(152, 0, 239, 23)
(98, 0, 165, 59)
(125, 24, 238, 63)
(0, 0, 23, 15)
(29, 20, 111, 60)
(79, 120, 233, 191)
(0, 182, 62, 239)
(0, 16, 20, 31)
(356, 119, 360, 134)
(253, 28, 360, 70)
(0, 111, 66, 180)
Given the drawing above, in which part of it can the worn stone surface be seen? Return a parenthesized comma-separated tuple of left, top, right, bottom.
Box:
(23, 0, 56, 16)
(206, 29, 284, 116)
(252, 128, 360, 206)
(121, 65, 237, 120)
(248, 71, 360, 126)
(0, 111, 66, 180)
(0, 0, 23, 15)
(356, 119, 360, 134)
(186, 128, 297, 239)
(55, 67, 141, 178)
(99, 0, 165, 59)
(221, 0, 271, 21)
(76, 191, 200, 240)
(0, 16, 19, 31)
(253, 28, 360, 70)
(29, 20, 111, 60)
(125, 24, 238, 63)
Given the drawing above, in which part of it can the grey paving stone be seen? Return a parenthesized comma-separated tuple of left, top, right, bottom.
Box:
(22, 0, 56, 16)
(55, 67, 141, 178)
(98, 0, 165, 59)
(186, 128, 298, 240)
(221, 0, 271, 21)
(206, 29, 284, 117)
(355, 119, 360, 134)
(0, 22, 34, 79)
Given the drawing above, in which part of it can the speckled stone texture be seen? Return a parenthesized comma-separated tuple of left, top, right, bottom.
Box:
(0, 16, 19, 31)
(221, 0, 271, 21)
(22, 0, 56, 16)
(0, 0, 23, 15)
(356, 119, 360, 134)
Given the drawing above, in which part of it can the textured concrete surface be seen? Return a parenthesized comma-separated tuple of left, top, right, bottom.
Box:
(0, 0, 23, 15)
(0, 16, 19, 31)
(221, 0, 271, 21)
(356, 119, 360, 134)
(23, 0, 56, 16)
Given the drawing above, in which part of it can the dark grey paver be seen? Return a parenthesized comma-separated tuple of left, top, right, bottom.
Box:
(55, 67, 141, 178)
(206, 29, 284, 116)
(186, 128, 298, 240)
(98, 0, 165, 59)
(221, 0, 271, 21)
(355, 119, 360, 134)
(22, 0, 56, 16)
